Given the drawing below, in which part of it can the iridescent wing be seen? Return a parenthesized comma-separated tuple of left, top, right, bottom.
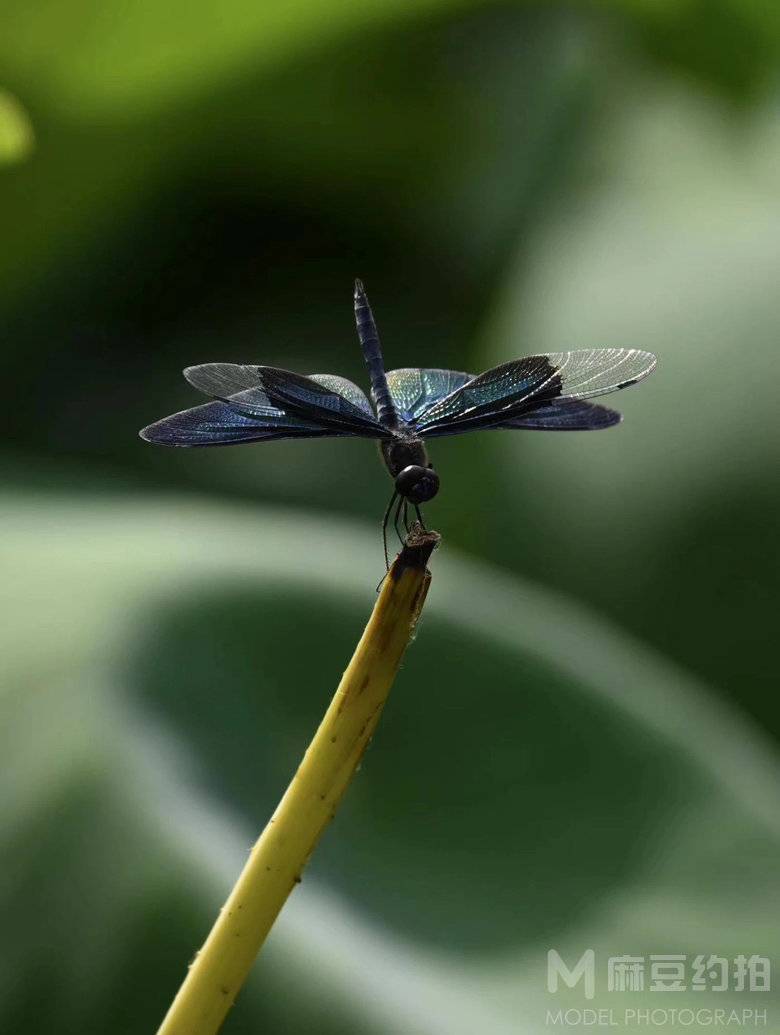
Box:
(495, 398, 622, 431)
(184, 363, 384, 435)
(385, 368, 473, 423)
(256, 367, 385, 435)
(415, 349, 656, 436)
(413, 355, 560, 435)
(306, 374, 376, 419)
(139, 395, 348, 447)
(141, 363, 384, 447)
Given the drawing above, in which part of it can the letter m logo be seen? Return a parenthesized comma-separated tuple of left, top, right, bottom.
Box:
(547, 949, 595, 1000)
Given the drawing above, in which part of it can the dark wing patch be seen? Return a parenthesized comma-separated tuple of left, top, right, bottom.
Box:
(183, 362, 383, 435)
(415, 356, 559, 434)
(139, 399, 349, 448)
(496, 398, 622, 431)
(386, 368, 473, 423)
(258, 367, 386, 435)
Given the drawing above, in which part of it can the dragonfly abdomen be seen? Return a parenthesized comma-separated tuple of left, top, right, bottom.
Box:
(354, 279, 399, 429)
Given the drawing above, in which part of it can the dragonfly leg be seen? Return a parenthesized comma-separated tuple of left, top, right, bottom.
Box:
(402, 499, 412, 534)
(381, 490, 397, 572)
(413, 503, 427, 530)
(393, 495, 405, 544)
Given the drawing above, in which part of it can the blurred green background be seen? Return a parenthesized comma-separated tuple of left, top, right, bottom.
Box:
(2, 2, 779, 1033)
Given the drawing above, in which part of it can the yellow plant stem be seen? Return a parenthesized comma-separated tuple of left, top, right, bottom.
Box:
(157, 529, 440, 1035)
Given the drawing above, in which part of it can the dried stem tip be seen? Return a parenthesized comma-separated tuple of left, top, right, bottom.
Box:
(156, 528, 439, 1035)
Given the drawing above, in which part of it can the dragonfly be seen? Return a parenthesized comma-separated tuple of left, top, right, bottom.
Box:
(140, 280, 657, 567)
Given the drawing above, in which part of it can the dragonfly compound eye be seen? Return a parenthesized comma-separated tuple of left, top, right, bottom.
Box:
(395, 465, 440, 503)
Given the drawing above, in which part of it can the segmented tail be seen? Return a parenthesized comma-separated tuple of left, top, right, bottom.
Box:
(354, 279, 399, 429)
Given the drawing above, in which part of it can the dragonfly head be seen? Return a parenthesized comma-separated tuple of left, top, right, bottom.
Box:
(395, 464, 439, 504)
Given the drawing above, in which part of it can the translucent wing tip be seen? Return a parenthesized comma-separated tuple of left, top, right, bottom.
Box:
(622, 348, 657, 381)
(183, 363, 213, 381)
(139, 413, 201, 446)
(634, 349, 657, 377)
(619, 348, 657, 390)
(183, 363, 212, 390)
(139, 418, 180, 446)
(545, 346, 658, 397)
(182, 363, 248, 389)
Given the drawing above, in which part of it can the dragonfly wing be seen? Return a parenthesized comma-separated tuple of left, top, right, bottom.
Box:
(415, 349, 655, 436)
(386, 368, 473, 423)
(139, 399, 353, 447)
(185, 363, 266, 398)
(415, 356, 559, 434)
(258, 367, 386, 435)
(307, 374, 375, 419)
(496, 398, 622, 431)
(539, 348, 657, 400)
(184, 363, 384, 436)
(184, 363, 287, 418)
